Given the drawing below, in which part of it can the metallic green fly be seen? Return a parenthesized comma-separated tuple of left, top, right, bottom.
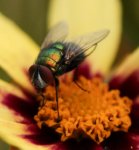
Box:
(29, 22, 109, 120)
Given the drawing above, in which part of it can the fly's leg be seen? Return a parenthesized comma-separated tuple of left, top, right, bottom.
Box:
(74, 79, 89, 92)
(73, 44, 98, 92)
(55, 77, 61, 122)
(74, 67, 90, 92)
(38, 91, 46, 107)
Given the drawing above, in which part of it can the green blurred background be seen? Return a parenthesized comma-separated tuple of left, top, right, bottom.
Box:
(0, 0, 139, 149)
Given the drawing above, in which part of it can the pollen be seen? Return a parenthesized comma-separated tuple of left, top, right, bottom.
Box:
(34, 77, 132, 144)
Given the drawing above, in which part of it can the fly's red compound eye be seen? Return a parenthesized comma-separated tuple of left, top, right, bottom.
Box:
(38, 65, 55, 85)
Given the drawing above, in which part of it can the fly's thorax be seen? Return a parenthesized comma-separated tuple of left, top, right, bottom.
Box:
(36, 43, 65, 72)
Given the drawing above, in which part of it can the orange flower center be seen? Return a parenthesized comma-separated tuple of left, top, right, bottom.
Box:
(34, 77, 132, 144)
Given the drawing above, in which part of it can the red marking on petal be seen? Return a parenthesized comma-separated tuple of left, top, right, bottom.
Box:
(51, 139, 103, 150)
(73, 62, 103, 80)
(21, 123, 60, 145)
(130, 97, 139, 130)
(2, 93, 37, 123)
(22, 123, 105, 148)
(104, 132, 139, 150)
(128, 133, 139, 150)
(110, 70, 139, 99)
(74, 63, 93, 79)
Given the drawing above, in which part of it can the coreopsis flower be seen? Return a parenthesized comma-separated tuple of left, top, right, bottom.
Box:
(0, 1, 139, 150)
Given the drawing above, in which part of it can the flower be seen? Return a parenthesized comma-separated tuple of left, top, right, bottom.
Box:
(0, 0, 139, 150)
(34, 76, 132, 144)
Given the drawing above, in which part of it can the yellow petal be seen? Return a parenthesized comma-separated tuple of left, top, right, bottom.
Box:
(111, 48, 139, 79)
(0, 120, 52, 150)
(0, 14, 39, 91)
(0, 79, 26, 99)
(48, 0, 122, 75)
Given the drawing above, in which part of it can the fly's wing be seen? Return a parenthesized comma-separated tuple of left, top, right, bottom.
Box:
(64, 29, 110, 72)
(41, 22, 68, 49)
